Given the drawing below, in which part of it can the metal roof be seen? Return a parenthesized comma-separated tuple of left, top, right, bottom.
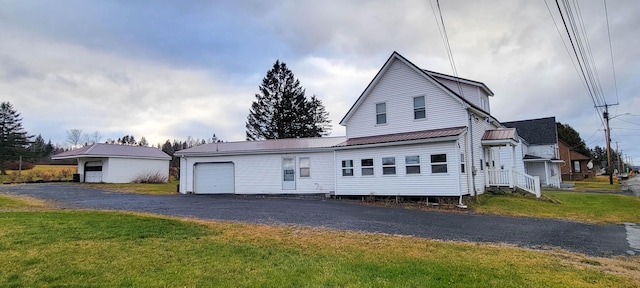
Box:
(481, 128, 518, 141)
(175, 137, 348, 155)
(502, 117, 558, 145)
(52, 143, 172, 160)
(344, 127, 466, 147)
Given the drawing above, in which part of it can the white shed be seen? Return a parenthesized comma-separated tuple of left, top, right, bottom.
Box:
(52, 143, 172, 183)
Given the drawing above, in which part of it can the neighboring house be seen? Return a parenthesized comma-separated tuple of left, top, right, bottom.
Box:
(558, 140, 594, 180)
(52, 143, 172, 183)
(176, 52, 541, 200)
(502, 117, 563, 188)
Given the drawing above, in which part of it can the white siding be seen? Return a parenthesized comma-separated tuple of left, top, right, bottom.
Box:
(106, 158, 170, 183)
(345, 59, 468, 139)
(470, 114, 501, 195)
(335, 141, 464, 196)
(527, 144, 558, 159)
(179, 151, 335, 194)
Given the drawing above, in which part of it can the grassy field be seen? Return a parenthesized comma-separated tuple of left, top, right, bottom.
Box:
(1, 195, 638, 287)
(564, 175, 620, 192)
(469, 191, 640, 224)
(0, 164, 76, 183)
(82, 180, 179, 195)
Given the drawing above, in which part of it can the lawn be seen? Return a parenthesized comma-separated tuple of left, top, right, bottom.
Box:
(0, 164, 76, 183)
(469, 191, 640, 224)
(0, 196, 638, 287)
(564, 175, 620, 192)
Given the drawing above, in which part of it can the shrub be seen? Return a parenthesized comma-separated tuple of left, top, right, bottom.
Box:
(132, 171, 168, 184)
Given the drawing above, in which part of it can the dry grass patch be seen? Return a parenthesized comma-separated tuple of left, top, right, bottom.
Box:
(0, 194, 55, 211)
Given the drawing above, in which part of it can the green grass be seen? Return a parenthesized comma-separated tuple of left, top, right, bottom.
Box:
(0, 208, 638, 287)
(565, 175, 620, 192)
(83, 180, 179, 195)
(470, 191, 640, 224)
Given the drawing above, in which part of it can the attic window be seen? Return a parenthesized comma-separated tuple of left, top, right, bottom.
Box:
(376, 103, 387, 125)
(413, 96, 426, 119)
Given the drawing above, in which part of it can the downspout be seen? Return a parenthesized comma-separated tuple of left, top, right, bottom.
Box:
(467, 109, 477, 196)
(455, 134, 467, 208)
(333, 149, 337, 197)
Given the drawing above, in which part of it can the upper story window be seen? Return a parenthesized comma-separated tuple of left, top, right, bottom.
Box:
(376, 103, 387, 125)
(361, 159, 374, 176)
(342, 160, 354, 176)
(382, 157, 396, 175)
(413, 96, 426, 119)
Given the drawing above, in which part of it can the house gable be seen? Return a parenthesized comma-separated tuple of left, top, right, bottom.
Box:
(340, 52, 471, 139)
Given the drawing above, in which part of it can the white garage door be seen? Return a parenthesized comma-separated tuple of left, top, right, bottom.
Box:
(194, 162, 235, 194)
(85, 161, 103, 183)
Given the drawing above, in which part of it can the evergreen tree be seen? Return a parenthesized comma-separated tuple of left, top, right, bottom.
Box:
(246, 60, 331, 140)
(138, 136, 149, 147)
(557, 122, 591, 157)
(0, 102, 32, 175)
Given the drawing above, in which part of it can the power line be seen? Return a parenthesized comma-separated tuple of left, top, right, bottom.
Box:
(604, 0, 620, 105)
(432, 0, 465, 98)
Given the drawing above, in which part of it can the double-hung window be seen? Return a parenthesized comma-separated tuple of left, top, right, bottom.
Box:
(413, 96, 426, 119)
(460, 154, 465, 173)
(382, 157, 396, 175)
(376, 103, 387, 125)
(299, 157, 310, 177)
(405, 155, 420, 174)
(431, 154, 448, 173)
(361, 159, 374, 176)
(342, 160, 354, 176)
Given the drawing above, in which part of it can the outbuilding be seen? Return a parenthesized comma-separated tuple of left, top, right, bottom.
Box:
(52, 143, 172, 183)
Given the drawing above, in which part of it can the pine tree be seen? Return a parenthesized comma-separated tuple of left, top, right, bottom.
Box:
(246, 60, 331, 140)
(557, 122, 591, 157)
(0, 102, 32, 175)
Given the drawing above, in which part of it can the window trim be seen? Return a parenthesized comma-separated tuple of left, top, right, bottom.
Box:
(342, 160, 354, 177)
(361, 158, 374, 176)
(413, 96, 426, 120)
(430, 154, 448, 174)
(460, 153, 466, 173)
(299, 157, 310, 178)
(376, 102, 387, 125)
(382, 156, 396, 175)
(405, 155, 421, 174)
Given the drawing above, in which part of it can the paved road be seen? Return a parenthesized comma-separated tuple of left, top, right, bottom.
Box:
(1, 183, 637, 257)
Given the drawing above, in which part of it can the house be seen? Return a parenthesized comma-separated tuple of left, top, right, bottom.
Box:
(176, 52, 541, 200)
(502, 117, 564, 188)
(52, 143, 172, 183)
(558, 140, 594, 180)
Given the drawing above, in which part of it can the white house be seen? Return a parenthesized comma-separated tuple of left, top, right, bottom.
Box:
(176, 52, 541, 201)
(52, 143, 172, 183)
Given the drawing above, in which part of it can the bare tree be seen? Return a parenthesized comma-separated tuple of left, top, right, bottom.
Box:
(83, 130, 103, 144)
(66, 129, 83, 148)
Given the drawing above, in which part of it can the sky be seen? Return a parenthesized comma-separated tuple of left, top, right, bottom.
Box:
(1, 0, 638, 165)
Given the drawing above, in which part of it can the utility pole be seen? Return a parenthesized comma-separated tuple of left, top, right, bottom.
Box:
(597, 103, 618, 185)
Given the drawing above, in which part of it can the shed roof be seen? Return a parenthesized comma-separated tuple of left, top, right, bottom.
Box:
(481, 128, 518, 141)
(51, 143, 171, 160)
(175, 137, 348, 155)
(344, 126, 466, 147)
(502, 117, 558, 145)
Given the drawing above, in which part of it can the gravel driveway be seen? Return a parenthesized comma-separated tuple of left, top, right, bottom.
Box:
(1, 183, 637, 257)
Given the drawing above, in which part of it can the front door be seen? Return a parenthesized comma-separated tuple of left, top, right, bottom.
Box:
(282, 157, 295, 190)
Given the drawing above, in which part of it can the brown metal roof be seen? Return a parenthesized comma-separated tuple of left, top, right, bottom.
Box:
(52, 143, 171, 160)
(482, 128, 518, 141)
(176, 137, 348, 155)
(344, 126, 466, 147)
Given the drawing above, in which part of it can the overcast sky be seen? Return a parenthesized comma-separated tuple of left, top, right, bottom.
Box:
(1, 0, 638, 165)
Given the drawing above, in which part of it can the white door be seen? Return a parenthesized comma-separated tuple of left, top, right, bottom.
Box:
(84, 161, 103, 183)
(194, 162, 234, 194)
(282, 157, 295, 190)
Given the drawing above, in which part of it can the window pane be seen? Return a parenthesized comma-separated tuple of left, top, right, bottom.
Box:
(283, 157, 294, 169)
(414, 109, 426, 119)
(431, 154, 447, 163)
(376, 103, 386, 113)
(461, 164, 465, 173)
(362, 167, 374, 176)
(376, 114, 386, 125)
(382, 157, 395, 165)
(383, 167, 396, 175)
(299, 157, 309, 168)
(405, 155, 420, 164)
(342, 160, 353, 168)
(342, 168, 353, 176)
(361, 159, 373, 167)
(432, 164, 448, 173)
(284, 170, 295, 181)
(406, 166, 420, 174)
(300, 167, 310, 177)
(413, 96, 425, 108)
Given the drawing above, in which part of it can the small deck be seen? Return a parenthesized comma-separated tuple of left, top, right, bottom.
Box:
(486, 169, 541, 198)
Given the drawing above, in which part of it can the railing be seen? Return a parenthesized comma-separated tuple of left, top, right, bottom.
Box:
(486, 169, 541, 198)
(513, 170, 541, 198)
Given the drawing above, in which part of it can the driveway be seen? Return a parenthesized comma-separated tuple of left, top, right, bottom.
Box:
(1, 183, 638, 257)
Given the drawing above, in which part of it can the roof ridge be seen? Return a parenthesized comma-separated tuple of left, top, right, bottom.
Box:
(85, 143, 99, 153)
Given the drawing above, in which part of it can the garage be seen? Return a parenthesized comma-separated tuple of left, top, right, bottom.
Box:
(194, 162, 235, 194)
(84, 161, 103, 183)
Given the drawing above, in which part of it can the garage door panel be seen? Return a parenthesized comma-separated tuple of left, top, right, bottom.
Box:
(194, 162, 234, 194)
